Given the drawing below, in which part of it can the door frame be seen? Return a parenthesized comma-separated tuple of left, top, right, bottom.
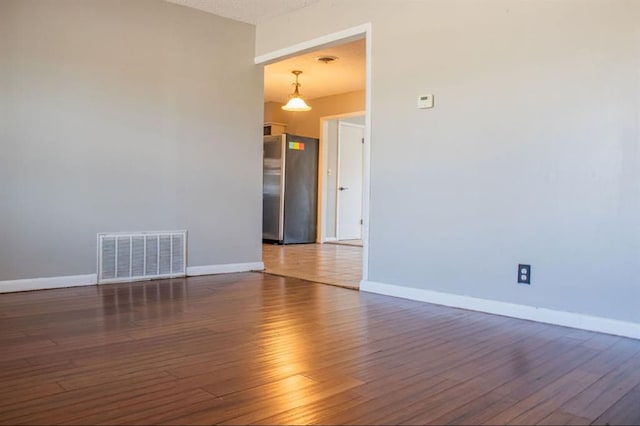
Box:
(318, 111, 365, 244)
(335, 121, 365, 242)
(255, 23, 373, 283)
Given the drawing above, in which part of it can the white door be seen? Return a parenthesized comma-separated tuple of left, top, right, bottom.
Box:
(337, 122, 364, 240)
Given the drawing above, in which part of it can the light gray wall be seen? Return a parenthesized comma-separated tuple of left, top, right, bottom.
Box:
(0, 0, 263, 281)
(257, 0, 640, 323)
(341, 116, 366, 126)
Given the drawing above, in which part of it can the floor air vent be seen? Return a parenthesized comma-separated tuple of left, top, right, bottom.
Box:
(97, 231, 187, 284)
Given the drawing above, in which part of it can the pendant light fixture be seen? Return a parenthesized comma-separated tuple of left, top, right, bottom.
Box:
(282, 70, 311, 112)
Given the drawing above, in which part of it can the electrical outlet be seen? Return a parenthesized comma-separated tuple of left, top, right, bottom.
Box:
(518, 264, 531, 285)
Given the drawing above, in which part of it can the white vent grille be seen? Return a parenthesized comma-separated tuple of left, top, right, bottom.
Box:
(97, 231, 187, 284)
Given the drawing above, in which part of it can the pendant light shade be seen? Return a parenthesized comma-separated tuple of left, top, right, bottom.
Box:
(282, 70, 311, 112)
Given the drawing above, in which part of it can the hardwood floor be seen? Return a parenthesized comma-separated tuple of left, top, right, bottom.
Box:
(263, 243, 362, 289)
(1, 272, 639, 425)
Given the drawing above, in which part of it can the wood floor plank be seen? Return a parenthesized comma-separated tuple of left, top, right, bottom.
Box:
(0, 373, 177, 424)
(429, 389, 518, 425)
(162, 374, 320, 425)
(537, 410, 593, 425)
(0, 272, 639, 425)
(0, 383, 65, 409)
(476, 341, 600, 401)
(327, 376, 462, 425)
(592, 383, 640, 426)
(489, 369, 601, 425)
(251, 389, 367, 425)
(222, 376, 365, 425)
(560, 355, 640, 422)
(69, 388, 218, 425)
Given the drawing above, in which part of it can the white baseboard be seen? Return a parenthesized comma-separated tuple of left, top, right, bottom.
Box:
(187, 262, 265, 276)
(0, 274, 98, 293)
(0, 262, 265, 293)
(360, 280, 640, 340)
(0, 262, 264, 293)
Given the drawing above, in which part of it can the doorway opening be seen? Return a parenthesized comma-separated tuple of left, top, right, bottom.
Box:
(256, 24, 371, 290)
(320, 113, 365, 249)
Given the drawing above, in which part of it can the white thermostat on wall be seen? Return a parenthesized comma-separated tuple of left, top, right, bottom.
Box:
(418, 94, 434, 109)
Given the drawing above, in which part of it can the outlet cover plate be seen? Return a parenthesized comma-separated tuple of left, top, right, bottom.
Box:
(518, 264, 531, 285)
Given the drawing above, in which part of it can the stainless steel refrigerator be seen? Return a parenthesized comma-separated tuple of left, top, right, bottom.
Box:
(263, 133, 319, 244)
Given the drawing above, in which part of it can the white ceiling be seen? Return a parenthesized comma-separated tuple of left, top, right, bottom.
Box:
(165, 0, 320, 25)
(264, 38, 366, 103)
